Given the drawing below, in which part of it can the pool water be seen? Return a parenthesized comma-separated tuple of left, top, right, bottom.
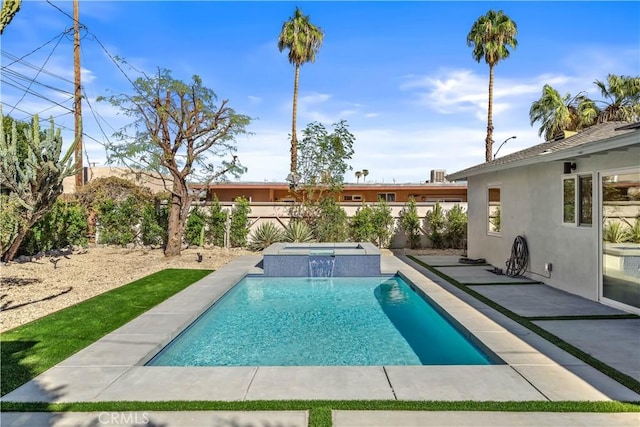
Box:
(147, 275, 493, 366)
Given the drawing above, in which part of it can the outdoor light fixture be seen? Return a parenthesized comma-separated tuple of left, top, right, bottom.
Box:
(493, 136, 517, 159)
(563, 162, 577, 174)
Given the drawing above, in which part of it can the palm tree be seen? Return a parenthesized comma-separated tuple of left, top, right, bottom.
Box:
(529, 84, 597, 141)
(355, 170, 362, 183)
(278, 7, 324, 175)
(361, 169, 369, 182)
(467, 10, 518, 162)
(594, 74, 640, 123)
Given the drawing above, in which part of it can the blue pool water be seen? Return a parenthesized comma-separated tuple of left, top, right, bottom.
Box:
(147, 275, 493, 366)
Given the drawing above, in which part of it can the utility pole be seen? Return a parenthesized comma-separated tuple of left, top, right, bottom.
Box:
(73, 0, 83, 190)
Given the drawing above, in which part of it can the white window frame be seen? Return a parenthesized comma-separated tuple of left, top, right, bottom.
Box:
(562, 173, 593, 227)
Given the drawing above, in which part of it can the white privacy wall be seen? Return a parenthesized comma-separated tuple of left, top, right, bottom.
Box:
(466, 145, 639, 302)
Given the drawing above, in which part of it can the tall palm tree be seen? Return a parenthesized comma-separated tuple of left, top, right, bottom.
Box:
(594, 74, 640, 123)
(529, 84, 597, 141)
(278, 7, 324, 175)
(355, 170, 362, 183)
(361, 169, 369, 182)
(467, 10, 518, 162)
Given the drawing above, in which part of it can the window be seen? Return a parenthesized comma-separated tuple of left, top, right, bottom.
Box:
(377, 193, 395, 202)
(579, 175, 592, 225)
(487, 186, 501, 234)
(563, 177, 576, 223)
(562, 174, 592, 226)
(343, 195, 363, 202)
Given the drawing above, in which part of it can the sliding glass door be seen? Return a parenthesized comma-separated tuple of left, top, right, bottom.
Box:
(601, 169, 640, 310)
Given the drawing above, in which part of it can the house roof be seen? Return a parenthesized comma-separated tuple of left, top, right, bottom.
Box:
(447, 121, 640, 181)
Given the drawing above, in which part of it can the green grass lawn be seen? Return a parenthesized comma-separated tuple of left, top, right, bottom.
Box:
(1, 268, 212, 396)
(1, 265, 638, 427)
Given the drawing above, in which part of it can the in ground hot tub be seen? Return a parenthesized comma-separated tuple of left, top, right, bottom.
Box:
(262, 242, 381, 277)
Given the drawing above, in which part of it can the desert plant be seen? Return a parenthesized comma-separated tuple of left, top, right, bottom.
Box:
(621, 216, 640, 243)
(349, 203, 374, 242)
(371, 198, 394, 248)
(603, 221, 628, 243)
(445, 204, 467, 249)
(425, 201, 446, 249)
(248, 221, 284, 251)
(284, 220, 314, 243)
(398, 197, 422, 249)
(230, 196, 251, 248)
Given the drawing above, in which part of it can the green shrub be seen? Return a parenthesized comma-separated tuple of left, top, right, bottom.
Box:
(249, 221, 284, 251)
(185, 205, 206, 246)
(97, 196, 140, 246)
(207, 195, 228, 247)
(349, 203, 374, 242)
(314, 196, 348, 242)
(140, 200, 167, 246)
(371, 198, 394, 248)
(284, 220, 314, 243)
(20, 199, 88, 254)
(230, 196, 251, 248)
(0, 194, 25, 257)
(445, 203, 467, 249)
(398, 197, 422, 249)
(424, 201, 446, 249)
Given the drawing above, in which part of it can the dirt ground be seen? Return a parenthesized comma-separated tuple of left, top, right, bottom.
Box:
(0, 245, 463, 332)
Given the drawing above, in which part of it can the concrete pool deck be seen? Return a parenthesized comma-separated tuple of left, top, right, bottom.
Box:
(2, 254, 639, 425)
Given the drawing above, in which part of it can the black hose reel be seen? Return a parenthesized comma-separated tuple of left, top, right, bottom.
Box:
(505, 235, 529, 277)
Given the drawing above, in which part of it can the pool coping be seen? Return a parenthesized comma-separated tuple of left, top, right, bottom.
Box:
(2, 255, 639, 403)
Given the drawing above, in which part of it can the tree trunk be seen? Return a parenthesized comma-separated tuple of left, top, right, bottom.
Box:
(485, 63, 495, 162)
(164, 181, 190, 258)
(3, 224, 28, 262)
(290, 64, 300, 174)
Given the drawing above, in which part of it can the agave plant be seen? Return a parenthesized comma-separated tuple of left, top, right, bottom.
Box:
(602, 221, 629, 243)
(284, 220, 314, 243)
(621, 217, 640, 243)
(248, 221, 284, 251)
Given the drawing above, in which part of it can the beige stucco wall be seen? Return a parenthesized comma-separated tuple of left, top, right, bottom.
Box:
(466, 144, 640, 302)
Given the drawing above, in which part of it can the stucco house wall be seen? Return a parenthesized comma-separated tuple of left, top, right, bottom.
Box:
(450, 122, 640, 309)
(467, 147, 639, 301)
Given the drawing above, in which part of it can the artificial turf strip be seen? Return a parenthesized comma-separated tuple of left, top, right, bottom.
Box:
(526, 314, 640, 321)
(1, 401, 639, 427)
(407, 255, 640, 396)
(0, 268, 212, 396)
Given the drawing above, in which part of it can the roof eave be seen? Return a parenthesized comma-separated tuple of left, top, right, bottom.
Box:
(447, 131, 639, 181)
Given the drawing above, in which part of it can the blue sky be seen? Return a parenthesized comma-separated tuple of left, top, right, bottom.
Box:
(2, 1, 639, 183)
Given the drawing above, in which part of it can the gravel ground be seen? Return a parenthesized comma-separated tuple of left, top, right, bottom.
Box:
(0, 245, 463, 332)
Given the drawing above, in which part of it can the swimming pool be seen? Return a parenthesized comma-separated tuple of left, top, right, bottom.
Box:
(148, 275, 493, 366)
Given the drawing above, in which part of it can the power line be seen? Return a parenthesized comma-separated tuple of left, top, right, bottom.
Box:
(7, 31, 67, 116)
(45, 0, 76, 23)
(2, 68, 74, 97)
(2, 51, 74, 84)
(0, 29, 72, 69)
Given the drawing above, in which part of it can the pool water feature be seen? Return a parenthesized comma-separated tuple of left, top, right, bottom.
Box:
(262, 242, 381, 276)
(147, 275, 493, 366)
